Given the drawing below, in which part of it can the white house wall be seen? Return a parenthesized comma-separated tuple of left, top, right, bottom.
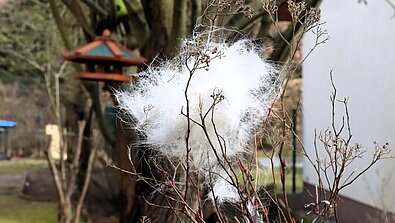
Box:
(303, 0, 395, 213)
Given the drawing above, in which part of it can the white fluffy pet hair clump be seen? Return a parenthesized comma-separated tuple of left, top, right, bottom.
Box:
(116, 36, 278, 170)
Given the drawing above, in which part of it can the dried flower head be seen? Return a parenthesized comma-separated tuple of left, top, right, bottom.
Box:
(235, 0, 244, 8)
(287, 0, 306, 22)
(305, 7, 321, 28)
(243, 6, 254, 19)
(217, 0, 232, 12)
(262, 0, 278, 16)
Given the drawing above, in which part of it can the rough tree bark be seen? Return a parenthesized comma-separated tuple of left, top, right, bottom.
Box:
(115, 118, 141, 223)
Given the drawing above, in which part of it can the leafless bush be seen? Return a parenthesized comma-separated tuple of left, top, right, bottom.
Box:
(43, 62, 101, 223)
(113, 1, 393, 223)
(301, 72, 393, 223)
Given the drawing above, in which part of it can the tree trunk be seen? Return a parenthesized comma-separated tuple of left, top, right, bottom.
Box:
(115, 118, 141, 223)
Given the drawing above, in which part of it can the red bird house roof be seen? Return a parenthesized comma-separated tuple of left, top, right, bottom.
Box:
(64, 29, 146, 66)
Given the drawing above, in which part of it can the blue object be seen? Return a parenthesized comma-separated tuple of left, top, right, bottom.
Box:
(0, 120, 16, 128)
(0, 120, 16, 160)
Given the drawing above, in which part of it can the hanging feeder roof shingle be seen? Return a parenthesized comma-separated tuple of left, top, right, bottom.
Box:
(64, 29, 146, 66)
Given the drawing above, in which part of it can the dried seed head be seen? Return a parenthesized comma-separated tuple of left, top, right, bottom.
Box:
(287, 0, 306, 22)
(262, 0, 278, 16)
(235, 0, 244, 8)
(217, 0, 232, 12)
(243, 6, 254, 19)
(305, 7, 321, 28)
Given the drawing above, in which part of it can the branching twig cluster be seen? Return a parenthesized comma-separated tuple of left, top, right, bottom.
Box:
(301, 72, 393, 223)
(113, 1, 392, 223)
(114, 1, 326, 223)
(44, 71, 100, 223)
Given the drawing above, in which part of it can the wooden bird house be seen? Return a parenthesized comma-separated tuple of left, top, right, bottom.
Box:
(64, 29, 146, 82)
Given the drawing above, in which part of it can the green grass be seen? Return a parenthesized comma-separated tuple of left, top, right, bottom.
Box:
(235, 167, 303, 193)
(0, 159, 48, 175)
(0, 159, 113, 223)
(233, 150, 304, 192)
(0, 195, 57, 223)
(0, 159, 55, 223)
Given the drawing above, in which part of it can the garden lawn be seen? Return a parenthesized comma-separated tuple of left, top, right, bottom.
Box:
(235, 166, 303, 192)
(0, 159, 56, 223)
(0, 194, 57, 223)
(0, 158, 48, 175)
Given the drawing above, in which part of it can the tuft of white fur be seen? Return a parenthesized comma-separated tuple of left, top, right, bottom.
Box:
(207, 174, 263, 222)
(116, 37, 278, 170)
(207, 175, 239, 204)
